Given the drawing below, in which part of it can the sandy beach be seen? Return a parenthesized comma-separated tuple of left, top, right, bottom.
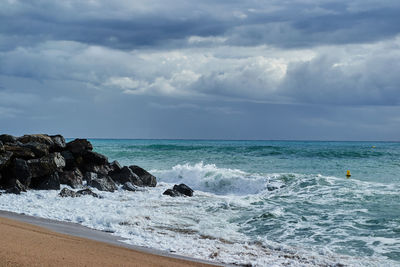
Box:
(0, 215, 218, 267)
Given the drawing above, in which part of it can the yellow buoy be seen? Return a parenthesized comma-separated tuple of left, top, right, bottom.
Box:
(346, 170, 351, 178)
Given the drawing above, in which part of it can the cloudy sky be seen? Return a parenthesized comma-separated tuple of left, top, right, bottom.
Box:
(1, 0, 399, 140)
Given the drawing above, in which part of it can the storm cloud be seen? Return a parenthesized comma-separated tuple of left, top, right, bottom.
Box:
(1, 0, 399, 140)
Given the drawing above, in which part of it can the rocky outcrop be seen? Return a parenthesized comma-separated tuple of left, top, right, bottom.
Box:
(163, 184, 194, 197)
(59, 187, 99, 198)
(0, 134, 157, 195)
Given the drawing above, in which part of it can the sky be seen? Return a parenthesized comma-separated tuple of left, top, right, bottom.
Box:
(1, 0, 400, 140)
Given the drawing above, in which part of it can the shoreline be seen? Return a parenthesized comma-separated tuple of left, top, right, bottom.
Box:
(0, 210, 222, 267)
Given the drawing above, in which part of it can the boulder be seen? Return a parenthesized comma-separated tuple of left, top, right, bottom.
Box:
(83, 163, 111, 176)
(76, 188, 99, 198)
(110, 166, 143, 186)
(50, 135, 66, 151)
(59, 168, 83, 188)
(27, 152, 65, 178)
(110, 160, 122, 172)
(13, 158, 32, 187)
(85, 172, 117, 192)
(122, 182, 140, 192)
(18, 134, 54, 146)
(0, 141, 4, 152)
(0, 134, 17, 144)
(129, 165, 157, 187)
(34, 172, 60, 190)
(3, 144, 35, 159)
(173, 184, 194, 197)
(83, 151, 108, 165)
(60, 150, 75, 170)
(5, 180, 27, 194)
(59, 188, 78, 197)
(163, 188, 184, 197)
(66, 139, 93, 155)
(22, 142, 49, 158)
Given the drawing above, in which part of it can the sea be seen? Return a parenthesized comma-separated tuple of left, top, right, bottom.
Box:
(1, 139, 400, 266)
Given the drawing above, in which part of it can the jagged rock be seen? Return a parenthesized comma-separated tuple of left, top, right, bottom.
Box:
(5, 180, 27, 194)
(34, 172, 60, 190)
(86, 172, 117, 192)
(122, 182, 141, 192)
(61, 150, 75, 170)
(50, 135, 66, 151)
(110, 160, 122, 172)
(59, 168, 83, 188)
(0, 141, 4, 152)
(18, 134, 54, 146)
(83, 151, 108, 165)
(13, 158, 32, 187)
(59, 188, 78, 197)
(0, 151, 13, 170)
(163, 188, 184, 197)
(27, 152, 65, 178)
(66, 139, 93, 155)
(3, 144, 35, 159)
(0, 134, 17, 144)
(110, 166, 143, 186)
(76, 188, 99, 198)
(173, 184, 194, 196)
(83, 163, 111, 176)
(129, 165, 157, 187)
(22, 142, 49, 158)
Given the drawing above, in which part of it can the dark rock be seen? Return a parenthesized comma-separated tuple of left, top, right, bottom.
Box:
(59, 188, 78, 197)
(0, 134, 17, 144)
(83, 151, 108, 165)
(60, 150, 75, 170)
(13, 158, 32, 187)
(3, 144, 35, 159)
(163, 188, 183, 197)
(110, 166, 143, 186)
(5, 180, 27, 194)
(173, 184, 194, 197)
(34, 172, 60, 190)
(83, 163, 111, 176)
(110, 160, 122, 172)
(122, 182, 141, 192)
(22, 142, 49, 158)
(27, 152, 65, 178)
(66, 139, 93, 155)
(0, 151, 13, 170)
(76, 188, 99, 198)
(0, 141, 4, 152)
(86, 172, 117, 192)
(129, 165, 157, 187)
(50, 135, 66, 151)
(18, 134, 54, 146)
(59, 168, 83, 188)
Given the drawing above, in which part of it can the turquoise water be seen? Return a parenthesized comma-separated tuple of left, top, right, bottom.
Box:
(90, 139, 400, 264)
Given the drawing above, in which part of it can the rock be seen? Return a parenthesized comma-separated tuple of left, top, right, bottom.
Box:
(27, 152, 65, 178)
(22, 142, 49, 158)
(0, 141, 4, 152)
(59, 168, 83, 188)
(110, 160, 122, 172)
(173, 184, 194, 197)
(83, 163, 111, 176)
(86, 172, 117, 192)
(0, 134, 17, 144)
(59, 188, 78, 197)
(122, 182, 141, 191)
(13, 158, 32, 187)
(34, 172, 60, 190)
(18, 134, 54, 146)
(83, 151, 108, 165)
(129, 165, 157, 187)
(60, 150, 75, 170)
(50, 135, 66, 151)
(66, 139, 93, 155)
(110, 166, 143, 186)
(76, 188, 99, 198)
(5, 180, 27, 194)
(0, 151, 13, 170)
(163, 188, 184, 197)
(3, 144, 35, 159)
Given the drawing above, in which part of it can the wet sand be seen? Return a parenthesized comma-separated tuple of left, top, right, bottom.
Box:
(0, 212, 220, 267)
